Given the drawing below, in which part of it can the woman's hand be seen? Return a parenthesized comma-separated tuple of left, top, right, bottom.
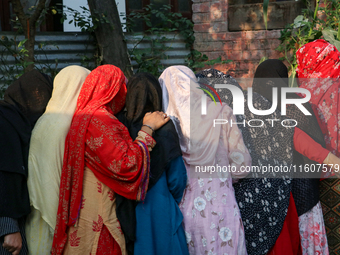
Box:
(324, 152, 340, 177)
(3, 232, 22, 255)
(143, 111, 170, 131)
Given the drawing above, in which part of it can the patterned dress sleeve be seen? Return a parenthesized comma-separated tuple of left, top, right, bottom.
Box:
(133, 130, 156, 200)
(84, 111, 156, 201)
(224, 108, 252, 179)
(0, 217, 28, 255)
(0, 217, 19, 238)
(135, 130, 156, 151)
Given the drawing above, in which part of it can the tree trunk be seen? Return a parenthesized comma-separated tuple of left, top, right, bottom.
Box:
(25, 19, 36, 72)
(12, 0, 48, 72)
(87, 0, 133, 78)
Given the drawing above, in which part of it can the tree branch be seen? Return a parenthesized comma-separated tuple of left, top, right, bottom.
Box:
(29, 0, 47, 26)
(11, 0, 28, 31)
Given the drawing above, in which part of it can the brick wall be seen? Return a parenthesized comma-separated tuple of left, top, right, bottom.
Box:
(192, 0, 284, 80)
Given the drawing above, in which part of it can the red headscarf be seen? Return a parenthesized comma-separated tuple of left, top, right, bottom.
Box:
(52, 65, 150, 254)
(296, 39, 340, 174)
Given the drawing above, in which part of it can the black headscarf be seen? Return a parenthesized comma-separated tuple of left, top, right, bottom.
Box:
(196, 68, 294, 255)
(115, 72, 182, 255)
(0, 70, 53, 218)
(253, 59, 326, 216)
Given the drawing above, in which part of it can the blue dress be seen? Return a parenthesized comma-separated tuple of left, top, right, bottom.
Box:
(134, 156, 189, 255)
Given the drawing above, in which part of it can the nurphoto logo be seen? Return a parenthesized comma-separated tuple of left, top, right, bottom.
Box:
(199, 84, 312, 128)
(200, 84, 311, 116)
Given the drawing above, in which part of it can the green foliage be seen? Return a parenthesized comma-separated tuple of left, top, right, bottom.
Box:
(187, 50, 231, 69)
(0, 3, 227, 94)
(277, 0, 340, 82)
(0, 34, 62, 97)
(0, 36, 33, 97)
(60, 5, 112, 33)
(58, 5, 109, 69)
(124, 4, 228, 77)
(259, 56, 268, 65)
(0, 5, 67, 97)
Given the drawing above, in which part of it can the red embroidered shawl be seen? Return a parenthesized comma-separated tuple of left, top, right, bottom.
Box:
(52, 65, 149, 254)
(296, 39, 340, 177)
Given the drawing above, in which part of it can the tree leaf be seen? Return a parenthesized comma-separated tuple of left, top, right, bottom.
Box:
(18, 39, 27, 48)
(322, 28, 340, 52)
(259, 56, 268, 64)
(263, 0, 269, 30)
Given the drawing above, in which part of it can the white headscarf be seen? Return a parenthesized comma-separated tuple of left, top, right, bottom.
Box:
(27, 65, 90, 229)
(159, 66, 250, 179)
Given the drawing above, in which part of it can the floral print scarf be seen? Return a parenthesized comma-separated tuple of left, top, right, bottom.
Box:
(296, 39, 340, 164)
